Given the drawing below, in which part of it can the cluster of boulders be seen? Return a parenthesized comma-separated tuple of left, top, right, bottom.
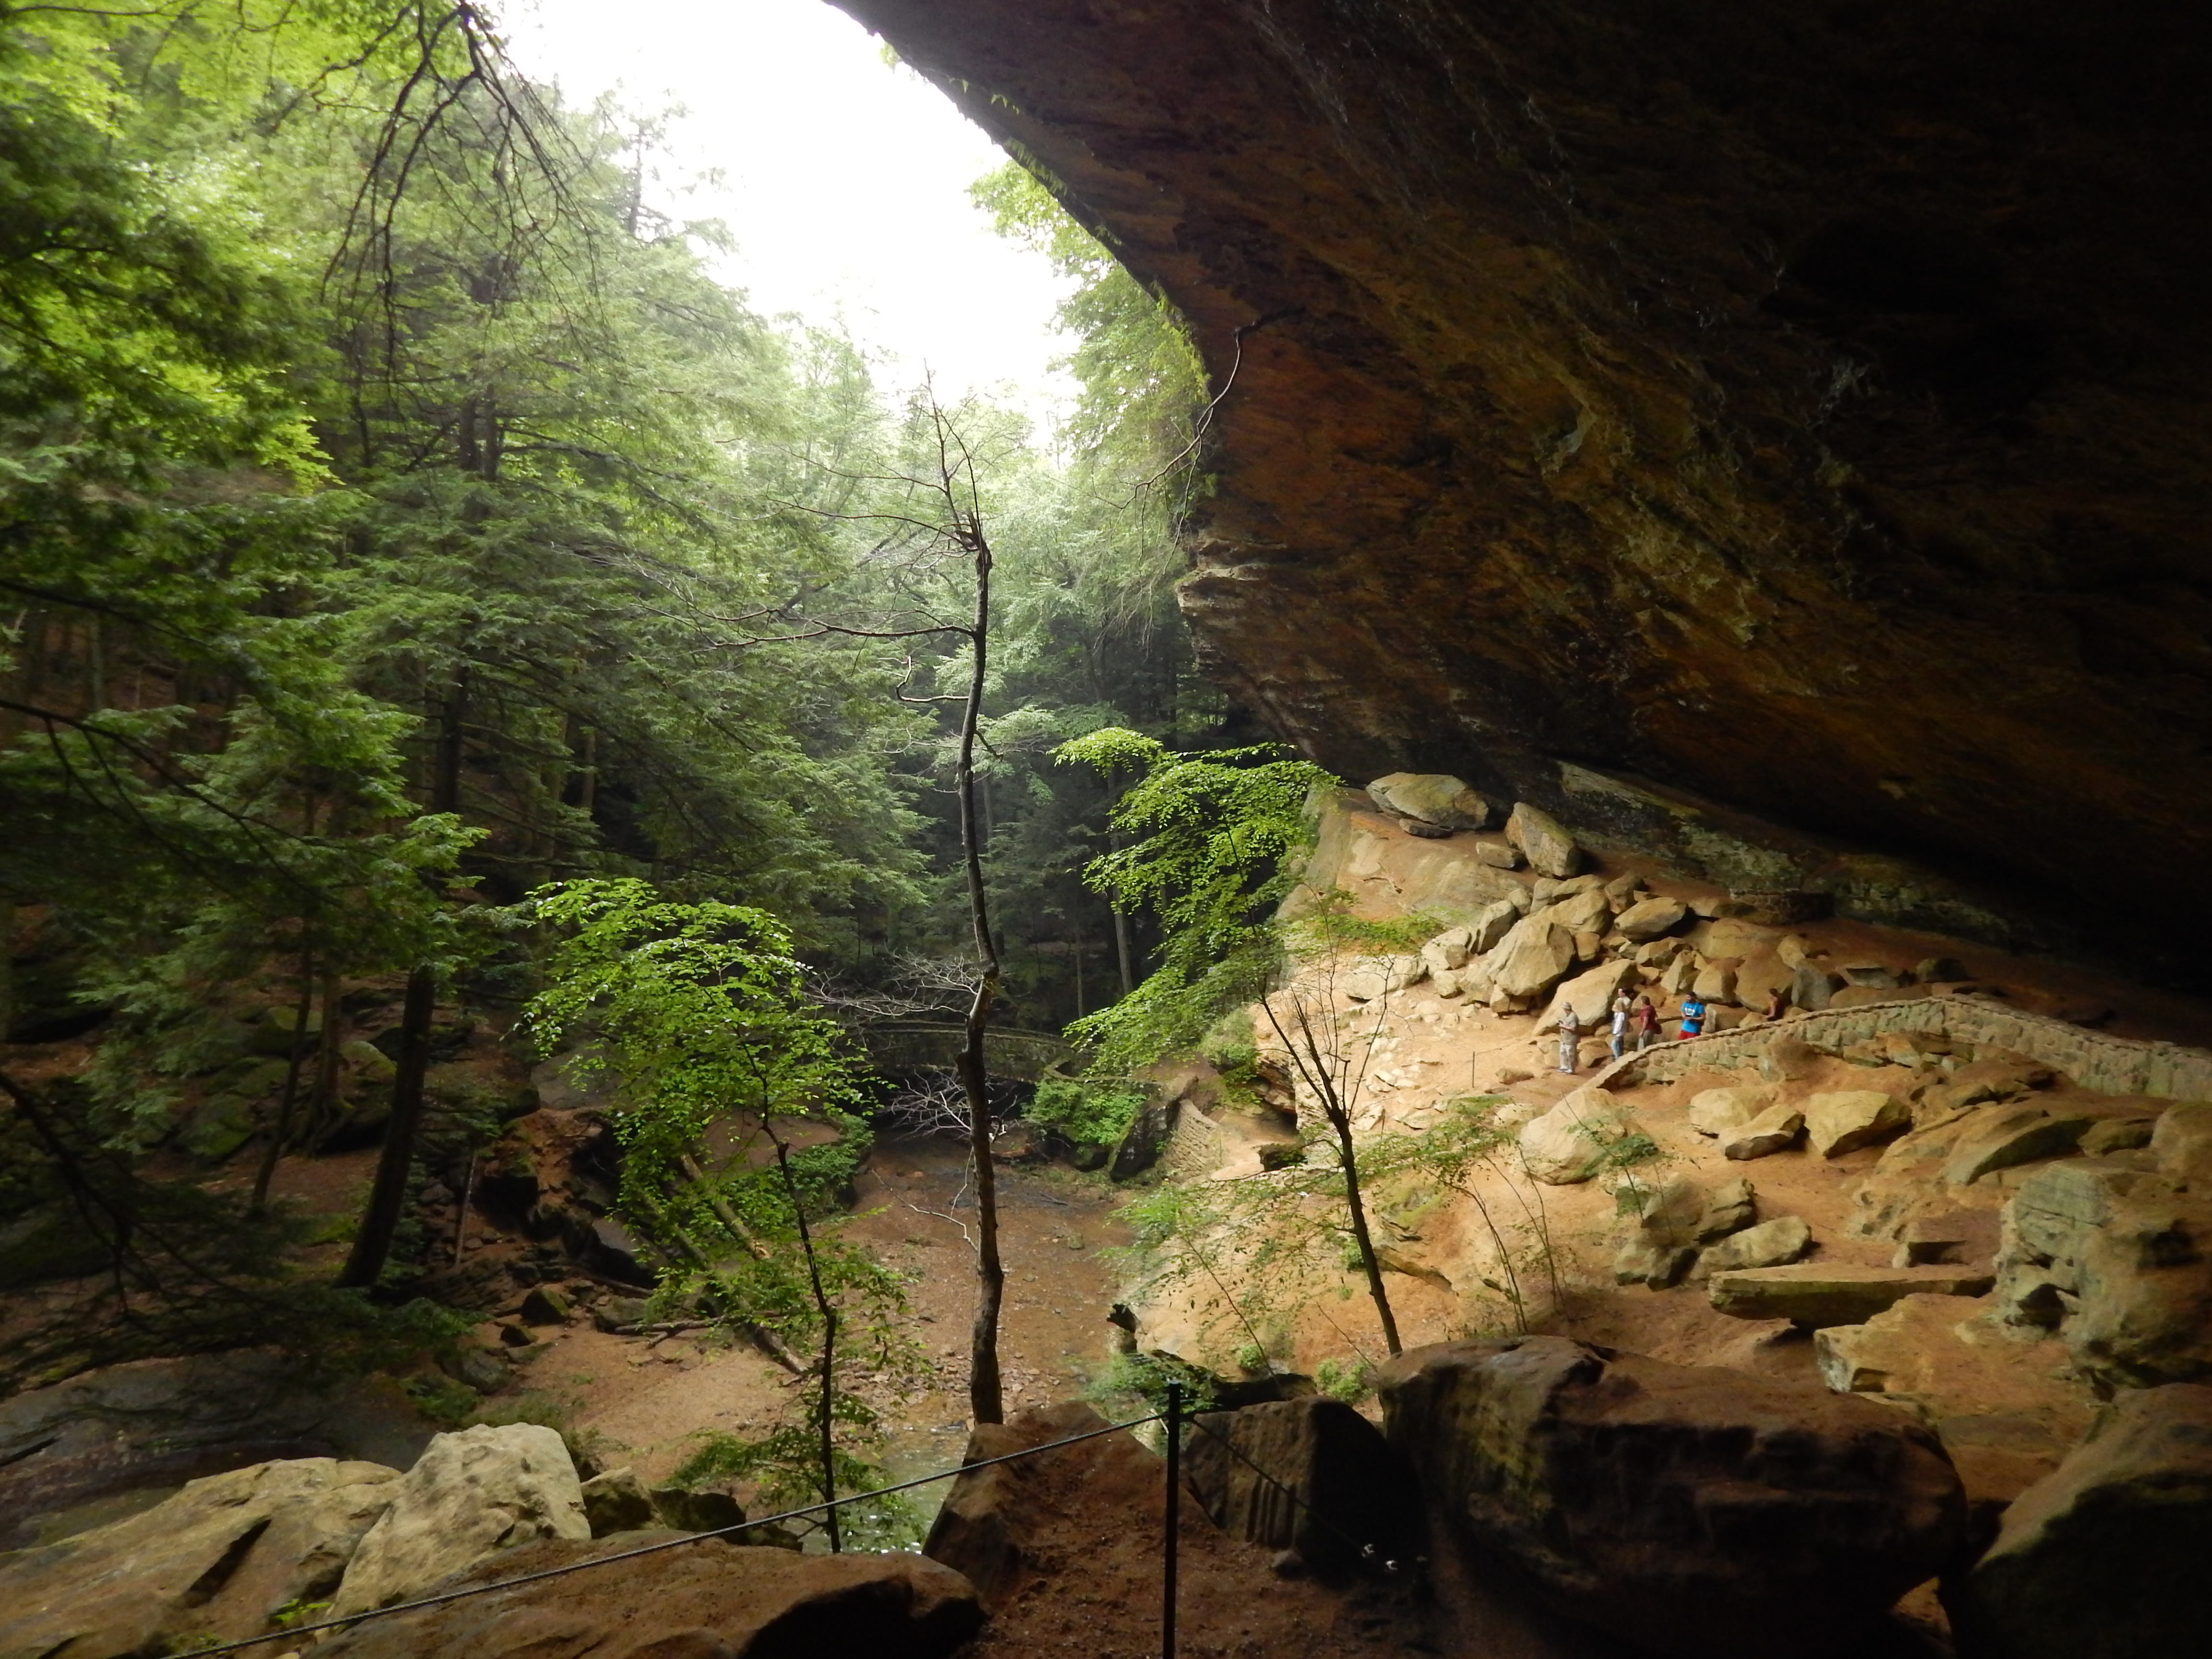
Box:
(1160, 1336, 2212, 1659)
(1354, 778, 1963, 1029)
(0, 1421, 955, 1659)
(1987, 1101, 2212, 1389)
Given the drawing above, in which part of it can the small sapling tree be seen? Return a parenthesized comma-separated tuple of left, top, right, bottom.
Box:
(524, 878, 918, 1549)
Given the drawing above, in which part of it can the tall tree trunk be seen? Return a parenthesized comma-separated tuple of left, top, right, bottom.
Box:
(954, 530, 1006, 1427)
(337, 672, 466, 1290)
(249, 941, 317, 1216)
(767, 1125, 842, 1553)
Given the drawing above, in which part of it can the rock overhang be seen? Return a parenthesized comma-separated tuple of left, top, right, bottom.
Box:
(831, 0, 2212, 962)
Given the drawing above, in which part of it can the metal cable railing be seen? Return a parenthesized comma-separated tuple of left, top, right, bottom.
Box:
(163, 1386, 1411, 1659)
(163, 1410, 1164, 1659)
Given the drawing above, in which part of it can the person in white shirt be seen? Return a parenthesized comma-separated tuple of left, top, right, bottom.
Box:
(1557, 1006, 1581, 1074)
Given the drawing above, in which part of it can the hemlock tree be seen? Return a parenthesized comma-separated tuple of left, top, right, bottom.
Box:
(523, 878, 918, 1548)
(1055, 727, 1331, 1074)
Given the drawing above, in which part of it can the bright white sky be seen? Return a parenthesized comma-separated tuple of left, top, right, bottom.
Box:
(503, 0, 1077, 428)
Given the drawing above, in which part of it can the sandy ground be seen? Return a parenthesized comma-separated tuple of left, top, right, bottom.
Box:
(485, 1132, 1130, 1523)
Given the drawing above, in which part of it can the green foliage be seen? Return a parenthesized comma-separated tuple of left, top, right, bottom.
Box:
(671, 1426, 922, 1551)
(1025, 1076, 1145, 1150)
(1056, 730, 1333, 1072)
(1087, 1349, 1219, 1420)
(1290, 894, 1448, 956)
(523, 878, 920, 1547)
(1314, 1357, 1371, 1405)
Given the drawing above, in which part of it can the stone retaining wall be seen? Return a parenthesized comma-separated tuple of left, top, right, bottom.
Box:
(1162, 1100, 1226, 1180)
(1598, 996, 2212, 1101)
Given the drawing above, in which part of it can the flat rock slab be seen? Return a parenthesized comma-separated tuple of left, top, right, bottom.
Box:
(1710, 1263, 1996, 1326)
(314, 1537, 983, 1659)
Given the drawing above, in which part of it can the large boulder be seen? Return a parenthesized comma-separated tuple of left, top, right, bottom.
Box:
(1466, 896, 1521, 953)
(1710, 1262, 1996, 1326)
(1367, 772, 1491, 831)
(1183, 1396, 1420, 1578)
(1690, 1085, 1771, 1138)
(1992, 1154, 2212, 1387)
(1614, 895, 1689, 942)
(1482, 913, 1577, 1000)
(1944, 1104, 2094, 1187)
(1805, 1090, 1911, 1158)
(1505, 802, 1581, 879)
(1719, 1104, 1806, 1161)
(1340, 952, 1426, 1001)
(1376, 1337, 1964, 1659)
(0, 1457, 399, 1659)
(1518, 1088, 1637, 1184)
(1947, 1383, 2212, 1659)
(1535, 959, 1640, 1030)
(1700, 1215, 1813, 1273)
(314, 1536, 983, 1659)
(329, 1424, 589, 1618)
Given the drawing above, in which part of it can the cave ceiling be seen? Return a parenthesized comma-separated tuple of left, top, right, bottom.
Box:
(833, 0, 2212, 947)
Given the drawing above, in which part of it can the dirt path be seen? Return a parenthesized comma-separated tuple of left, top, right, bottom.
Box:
(512, 1133, 1130, 1523)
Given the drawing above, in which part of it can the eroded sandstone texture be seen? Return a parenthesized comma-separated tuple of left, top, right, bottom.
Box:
(834, 0, 2212, 945)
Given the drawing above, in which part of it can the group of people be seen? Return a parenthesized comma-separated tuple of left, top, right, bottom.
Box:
(1554, 988, 1705, 1074)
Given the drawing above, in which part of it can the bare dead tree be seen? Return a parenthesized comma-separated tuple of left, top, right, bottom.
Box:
(1257, 955, 1404, 1356)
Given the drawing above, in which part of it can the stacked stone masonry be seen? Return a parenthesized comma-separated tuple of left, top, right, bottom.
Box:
(1599, 999, 2212, 1104)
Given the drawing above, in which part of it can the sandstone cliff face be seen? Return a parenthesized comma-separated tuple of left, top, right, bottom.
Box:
(834, 0, 2212, 949)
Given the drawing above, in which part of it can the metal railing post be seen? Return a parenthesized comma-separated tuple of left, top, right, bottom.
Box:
(1163, 1381, 1182, 1659)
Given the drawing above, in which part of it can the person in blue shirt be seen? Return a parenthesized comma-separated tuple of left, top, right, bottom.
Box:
(1677, 994, 1707, 1039)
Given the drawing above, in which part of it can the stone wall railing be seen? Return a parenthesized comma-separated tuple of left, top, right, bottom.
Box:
(1597, 995, 2212, 1102)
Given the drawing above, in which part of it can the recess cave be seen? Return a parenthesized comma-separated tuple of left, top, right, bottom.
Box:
(835, 0, 2212, 967)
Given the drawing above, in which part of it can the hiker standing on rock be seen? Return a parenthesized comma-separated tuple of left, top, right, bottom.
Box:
(1608, 990, 1632, 1060)
(1556, 1005, 1581, 1074)
(1632, 995, 1660, 1052)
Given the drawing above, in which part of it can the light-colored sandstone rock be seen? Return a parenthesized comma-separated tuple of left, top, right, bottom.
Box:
(1420, 925, 1476, 977)
(329, 1424, 589, 1618)
(1545, 884, 1614, 936)
(1614, 895, 1689, 941)
(2151, 1100, 2212, 1180)
(1341, 952, 1427, 1001)
(1720, 1104, 1805, 1161)
(1790, 961, 1838, 1011)
(1709, 1263, 1996, 1326)
(1701, 1215, 1812, 1273)
(1466, 896, 1521, 953)
(1472, 837, 1523, 869)
(1505, 801, 1581, 878)
(1805, 1090, 1911, 1158)
(1614, 1236, 1697, 1288)
(1692, 960, 1738, 1004)
(314, 1538, 982, 1659)
(1483, 914, 1577, 1000)
(1367, 772, 1491, 830)
(0, 1457, 399, 1658)
(1944, 1104, 2092, 1186)
(1689, 1085, 1771, 1138)
(1536, 959, 1640, 1031)
(1698, 1178, 1760, 1243)
(1518, 1088, 1636, 1185)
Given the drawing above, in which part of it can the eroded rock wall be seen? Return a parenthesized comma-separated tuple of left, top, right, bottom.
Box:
(834, 0, 2212, 947)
